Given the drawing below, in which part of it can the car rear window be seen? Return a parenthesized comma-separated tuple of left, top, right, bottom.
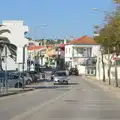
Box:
(55, 72, 66, 76)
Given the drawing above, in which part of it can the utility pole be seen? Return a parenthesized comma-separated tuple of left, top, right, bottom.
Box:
(22, 45, 26, 89)
(5, 45, 8, 93)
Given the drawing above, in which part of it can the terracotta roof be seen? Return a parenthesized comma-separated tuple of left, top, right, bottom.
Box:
(67, 36, 97, 45)
(59, 44, 65, 48)
(28, 45, 53, 51)
(28, 46, 44, 50)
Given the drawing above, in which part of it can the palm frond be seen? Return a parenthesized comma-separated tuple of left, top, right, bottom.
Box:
(0, 29, 10, 35)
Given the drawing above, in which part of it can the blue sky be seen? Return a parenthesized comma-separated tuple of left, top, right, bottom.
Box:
(0, 0, 115, 39)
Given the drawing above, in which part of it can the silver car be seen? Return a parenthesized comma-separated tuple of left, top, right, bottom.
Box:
(53, 71, 69, 85)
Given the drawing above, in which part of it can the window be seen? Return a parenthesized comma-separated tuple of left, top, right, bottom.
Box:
(66, 48, 67, 54)
(77, 48, 84, 54)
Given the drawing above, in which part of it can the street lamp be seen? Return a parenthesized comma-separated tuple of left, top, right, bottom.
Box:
(33, 24, 47, 43)
(33, 24, 47, 70)
(22, 44, 27, 89)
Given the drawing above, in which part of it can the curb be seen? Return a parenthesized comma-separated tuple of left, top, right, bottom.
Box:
(0, 88, 34, 97)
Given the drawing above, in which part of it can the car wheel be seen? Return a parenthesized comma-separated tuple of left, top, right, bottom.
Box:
(15, 82, 23, 88)
(66, 82, 68, 85)
(26, 79, 31, 85)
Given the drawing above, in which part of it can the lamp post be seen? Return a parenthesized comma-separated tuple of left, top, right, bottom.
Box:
(33, 24, 47, 69)
(57, 48, 61, 69)
(22, 44, 27, 89)
(4, 45, 8, 93)
(92, 8, 112, 84)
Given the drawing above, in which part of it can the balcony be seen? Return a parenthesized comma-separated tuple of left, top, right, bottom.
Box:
(73, 47, 92, 58)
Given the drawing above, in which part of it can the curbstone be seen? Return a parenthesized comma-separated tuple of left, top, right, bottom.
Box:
(0, 88, 34, 97)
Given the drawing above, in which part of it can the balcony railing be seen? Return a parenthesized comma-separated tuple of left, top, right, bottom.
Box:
(73, 53, 91, 58)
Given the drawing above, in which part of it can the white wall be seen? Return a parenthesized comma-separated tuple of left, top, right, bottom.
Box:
(0, 20, 29, 71)
(65, 45, 73, 62)
(65, 44, 100, 58)
(65, 44, 100, 67)
(92, 45, 100, 57)
(65, 45, 73, 58)
(2, 20, 29, 47)
(96, 53, 120, 83)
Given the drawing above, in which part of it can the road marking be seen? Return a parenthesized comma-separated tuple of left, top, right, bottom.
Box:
(10, 86, 75, 120)
(80, 89, 100, 92)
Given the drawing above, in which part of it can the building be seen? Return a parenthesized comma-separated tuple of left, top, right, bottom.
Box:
(65, 35, 100, 75)
(27, 45, 57, 68)
(27, 45, 46, 68)
(0, 20, 29, 71)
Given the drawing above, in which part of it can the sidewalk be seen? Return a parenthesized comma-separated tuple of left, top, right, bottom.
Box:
(0, 88, 34, 97)
(85, 76, 120, 99)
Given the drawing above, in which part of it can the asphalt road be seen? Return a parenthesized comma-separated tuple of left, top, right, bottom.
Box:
(1, 76, 120, 120)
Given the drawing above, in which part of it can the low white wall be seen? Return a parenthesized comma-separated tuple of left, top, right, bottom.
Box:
(96, 53, 120, 81)
(78, 65, 85, 74)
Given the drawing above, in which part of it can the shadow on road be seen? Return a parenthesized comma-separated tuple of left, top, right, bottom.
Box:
(26, 85, 67, 90)
(39, 79, 53, 82)
(25, 82, 79, 90)
(68, 83, 79, 85)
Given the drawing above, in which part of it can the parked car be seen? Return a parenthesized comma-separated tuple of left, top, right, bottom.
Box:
(19, 72, 33, 85)
(69, 68, 79, 76)
(28, 71, 40, 82)
(53, 71, 69, 85)
(0, 72, 26, 88)
(11, 71, 33, 85)
(51, 70, 56, 80)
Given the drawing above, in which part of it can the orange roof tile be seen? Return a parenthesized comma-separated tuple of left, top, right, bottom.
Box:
(28, 46, 44, 50)
(67, 36, 97, 45)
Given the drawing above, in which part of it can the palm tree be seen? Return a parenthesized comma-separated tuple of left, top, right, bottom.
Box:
(0, 27, 17, 71)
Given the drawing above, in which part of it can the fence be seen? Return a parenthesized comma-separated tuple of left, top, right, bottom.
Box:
(0, 78, 6, 94)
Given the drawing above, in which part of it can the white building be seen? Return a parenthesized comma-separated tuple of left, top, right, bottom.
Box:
(0, 20, 29, 71)
(65, 36, 100, 75)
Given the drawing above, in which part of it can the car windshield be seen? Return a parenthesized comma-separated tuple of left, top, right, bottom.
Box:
(55, 72, 66, 76)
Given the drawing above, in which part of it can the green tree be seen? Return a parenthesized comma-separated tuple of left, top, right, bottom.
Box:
(94, 10, 120, 86)
(113, 0, 120, 4)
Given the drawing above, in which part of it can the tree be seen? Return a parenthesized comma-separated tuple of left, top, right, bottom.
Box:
(113, 0, 120, 4)
(94, 9, 120, 85)
(0, 28, 17, 71)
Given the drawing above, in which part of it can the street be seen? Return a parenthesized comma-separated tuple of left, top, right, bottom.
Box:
(0, 76, 120, 120)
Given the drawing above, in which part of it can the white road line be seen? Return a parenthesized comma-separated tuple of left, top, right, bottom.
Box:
(10, 86, 75, 120)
